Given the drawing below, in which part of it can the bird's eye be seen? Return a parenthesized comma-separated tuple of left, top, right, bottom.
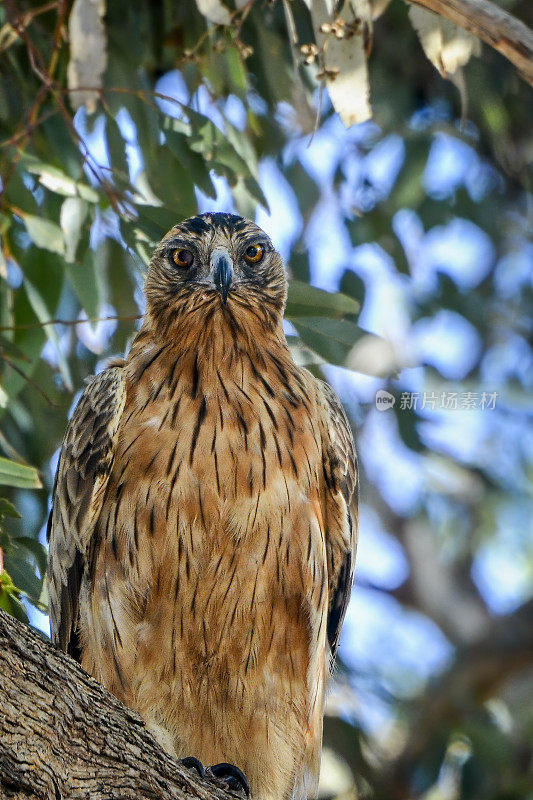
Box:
(171, 249, 194, 269)
(244, 243, 264, 264)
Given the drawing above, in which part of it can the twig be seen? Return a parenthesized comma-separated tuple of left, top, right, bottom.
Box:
(1, 2, 131, 212)
(0, 108, 60, 150)
(0, 1, 58, 54)
(0, 314, 143, 333)
(1, 0, 62, 196)
(1, 353, 57, 406)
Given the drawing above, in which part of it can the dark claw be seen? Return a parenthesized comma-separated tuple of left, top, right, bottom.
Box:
(209, 763, 250, 798)
(180, 756, 207, 780)
(180, 756, 250, 798)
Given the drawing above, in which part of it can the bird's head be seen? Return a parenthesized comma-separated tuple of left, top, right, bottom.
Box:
(145, 213, 287, 338)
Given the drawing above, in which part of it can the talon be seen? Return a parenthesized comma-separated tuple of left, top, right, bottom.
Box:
(209, 762, 250, 797)
(180, 756, 207, 780)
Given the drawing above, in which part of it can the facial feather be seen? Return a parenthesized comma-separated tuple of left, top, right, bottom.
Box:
(145, 213, 287, 339)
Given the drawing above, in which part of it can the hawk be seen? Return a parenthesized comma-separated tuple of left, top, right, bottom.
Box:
(47, 213, 358, 800)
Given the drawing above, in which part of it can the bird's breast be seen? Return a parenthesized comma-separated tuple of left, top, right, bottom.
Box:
(90, 346, 329, 753)
(117, 352, 323, 543)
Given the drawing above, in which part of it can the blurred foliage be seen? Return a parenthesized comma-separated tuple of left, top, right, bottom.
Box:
(0, 1, 532, 799)
(0, 455, 43, 621)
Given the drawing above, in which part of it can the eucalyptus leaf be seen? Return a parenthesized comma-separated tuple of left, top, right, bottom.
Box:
(0, 457, 42, 489)
(24, 277, 73, 390)
(65, 247, 103, 321)
(105, 114, 130, 184)
(291, 317, 397, 377)
(20, 215, 65, 256)
(3, 549, 42, 603)
(20, 155, 99, 202)
(185, 107, 265, 202)
(11, 536, 48, 577)
(0, 498, 21, 519)
(290, 317, 366, 365)
(287, 281, 360, 318)
(164, 127, 217, 198)
(0, 289, 47, 403)
(0, 335, 32, 363)
(0, 574, 29, 623)
(60, 197, 88, 263)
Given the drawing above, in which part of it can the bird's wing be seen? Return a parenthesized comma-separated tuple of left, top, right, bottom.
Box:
(314, 379, 358, 661)
(47, 366, 127, 659)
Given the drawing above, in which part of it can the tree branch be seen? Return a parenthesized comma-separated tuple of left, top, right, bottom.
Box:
(406, 0, 533, 86)
(0, 609, 233, 800)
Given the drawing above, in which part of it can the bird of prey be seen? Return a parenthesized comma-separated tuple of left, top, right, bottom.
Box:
(47, 212, 358, 800)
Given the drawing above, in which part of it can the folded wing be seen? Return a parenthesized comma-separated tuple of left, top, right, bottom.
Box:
(315, 380, 358, 661)
(47, 366, 126, 659)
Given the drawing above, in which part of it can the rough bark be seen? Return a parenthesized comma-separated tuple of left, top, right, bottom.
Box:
(0, 609, 233, 800)
(406, 0, 533, 86)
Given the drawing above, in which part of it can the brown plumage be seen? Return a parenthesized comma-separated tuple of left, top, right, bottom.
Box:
(47, 213, 358, 800)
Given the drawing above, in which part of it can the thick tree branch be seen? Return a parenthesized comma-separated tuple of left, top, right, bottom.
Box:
(407, 0, 533, 86)
(0, 609, 233, 800)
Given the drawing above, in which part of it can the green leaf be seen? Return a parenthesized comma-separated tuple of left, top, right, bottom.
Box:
(395, 402, 425, 453)
(40, 116, 85, 180)
(0, 570, 20, 596)
(0, 334, 32, 363)
(2, 549, 41, 606)
(24, 276, 73, 390)
(0, 288, 47, 404)
(20, 214, 65, 255)
(105, 114, 130, 184)
(134, 205, 186, 244)
(164, 126, 216, 198)
(0, 457, 42, 489)
(20, 154, 99, 201)
(0, 498, 21, 519)
(4, 165, 39, 216)
(183, 108, 267, 204)
(292, 317, 400, 377)
(142, 145, 198, 216)
(232, 176, 263, 219)
(60, 197, 88, 263)
(0, 571, 29, 623)
(224, 119, 261, 183)
(120, 90, 160, 164)
(287, 281, 360, 318)
(206, 38, 248, 98)
(11, 536, 48, 577)
(65, 246, 104, 320)
(291, 317, 367, 368)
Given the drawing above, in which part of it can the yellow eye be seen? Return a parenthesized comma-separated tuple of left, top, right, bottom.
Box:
(172, 248, 194, 268)
(244, 243, 264, 264)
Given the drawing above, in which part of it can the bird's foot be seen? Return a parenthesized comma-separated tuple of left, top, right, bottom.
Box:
(209, 763, 250, 798)
(180, 757, 250, 798)
(180, 756, 207, 780)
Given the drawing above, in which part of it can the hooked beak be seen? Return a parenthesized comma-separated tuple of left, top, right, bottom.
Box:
(210, 246, 233, 304)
